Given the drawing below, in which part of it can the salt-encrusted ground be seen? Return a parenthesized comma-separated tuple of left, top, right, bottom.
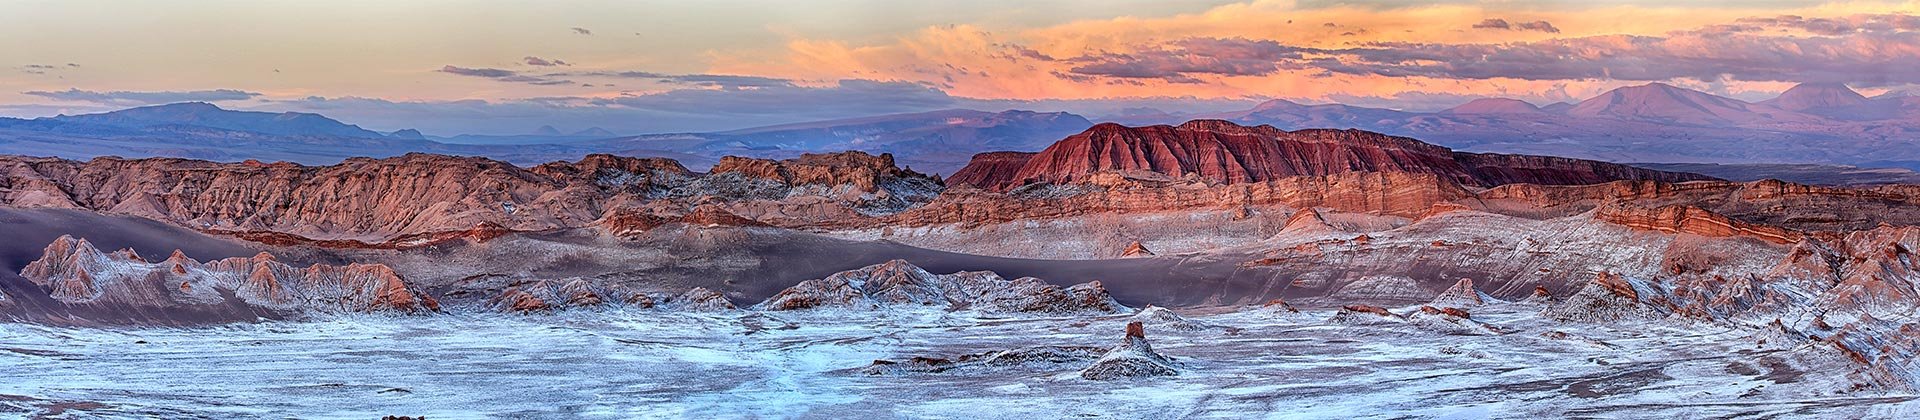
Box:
(2, 305, 1916, 419)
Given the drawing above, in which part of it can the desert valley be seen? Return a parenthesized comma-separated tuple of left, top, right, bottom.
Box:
(15, 1, 1920, 418)
(6, 110, 1920, 417)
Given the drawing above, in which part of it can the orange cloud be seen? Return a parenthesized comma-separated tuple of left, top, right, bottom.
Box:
(709, 0, 1920, 105)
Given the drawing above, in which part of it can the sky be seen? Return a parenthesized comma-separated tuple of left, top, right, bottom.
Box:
(5, 0, 1920, 135)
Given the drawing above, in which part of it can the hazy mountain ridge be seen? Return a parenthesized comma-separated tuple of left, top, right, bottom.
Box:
(9, 83, 1920, 179)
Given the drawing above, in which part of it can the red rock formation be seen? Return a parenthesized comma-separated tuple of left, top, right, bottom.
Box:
(1429, 278, 1490, 308)
(1080, 321, 1181, 380)
(1329, 304, 1406, 325)
(1418, 305, 1472, 318)
(1341, 304, 1394, 317)
(1479, 179, 1920, 232)
(945, 151, 1034, 189)
(1419, 202, 1473, 219)
(1120, 241, 1154, 257)
(888, 171, 1474, 226)
(1262, 298, 1300, 313)
(0, 151, 933, 245)
(951, 120, 1706, 191)
(1592, 203, 1802, 245)
(709, 151, 928, 191)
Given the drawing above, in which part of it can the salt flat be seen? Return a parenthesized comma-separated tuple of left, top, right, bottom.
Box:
(2, 304, 1915, 419)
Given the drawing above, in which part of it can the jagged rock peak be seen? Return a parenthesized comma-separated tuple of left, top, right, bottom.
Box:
(1542, 272, 1669, 323)
(16, 236, 438, 316)
(668, 287, 736, 311)
(1131, 305, 1214, 331)
(752, 259, 1127, 315)
(1429, 278, 1497, 308)
(1079, 321, 1180, 380)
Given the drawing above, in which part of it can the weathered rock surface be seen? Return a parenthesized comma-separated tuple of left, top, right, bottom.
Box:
(1428, 278, 1497, 308)
(664, 287, 736, 311)
(1591, 203, 1802, 245)
(1130, 305, 1214, 331)
(1329, 304, 1406, 325)
(0, 151, 935, 244)
(486, 278, 651, 313)
(1407, 305, 1502, 336)
(952, 120, 1707, 191)
(1541, 272, 1675, 323)
(17, 235, 437, 317)
(1079, 321, 1181, 380)
(859, 346, 1106, 376)
(944, 151, 1034, 189)
(751, 259, 1128, 315)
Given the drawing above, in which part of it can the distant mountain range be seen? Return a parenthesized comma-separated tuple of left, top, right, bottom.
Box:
(6, 82, 1920, 181)
(1115, 82, 1920, 172)
(46, 102, 393, 138)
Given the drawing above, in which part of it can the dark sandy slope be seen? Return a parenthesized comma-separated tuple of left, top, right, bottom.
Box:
(0, 208, 1282, 324)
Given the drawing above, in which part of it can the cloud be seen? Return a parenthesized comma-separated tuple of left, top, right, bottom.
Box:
(255, 85, 1260, 136)
(1736, 13, 1920, 36)
(537, 70, 791, 89)
(596, 79, 962, 118)
(570, 27, 593, 35)
(1310, 29, 1920, 84)
(437, 65, 574, 85)
(1516, 21, 1560, 33)
(1048, 13, 1920, 87)
(18, 64, 74, 75)
(1472, 18, 1559, 33)
(523, 56, 571, 67)
(253, 80, 967, 135)
(22, 88, 263, 105)
(1066, 38, 1315, 82)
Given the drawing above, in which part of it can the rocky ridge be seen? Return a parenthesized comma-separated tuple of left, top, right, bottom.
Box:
(751, 259, 1127, 315)
(16, 235, 437, 318)
(0, 151, 937, 244)
(950, 120, 1708, 191)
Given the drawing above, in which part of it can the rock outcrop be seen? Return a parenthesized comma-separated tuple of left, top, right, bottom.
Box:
(486, 278, 651, 313)
(859, 346, 1106, 376)
(1407, 305, 1502, 336)
(1542, 272, 1671, 323)
(1079, 321, 1181, 380)
(1428, 278, 1498, 308)
(951, 120, 1707, 191)
(1329, 304, 1406, 325)
(1130, 305, 1214, 331)
(752, 260, 1128, 315)
(664, 287, 736, 311)
(1592, 203, 1802, 245)
(17, 235, 437, 316)
(945, 151, 1035, 189)
(0, 151, 937, 244)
